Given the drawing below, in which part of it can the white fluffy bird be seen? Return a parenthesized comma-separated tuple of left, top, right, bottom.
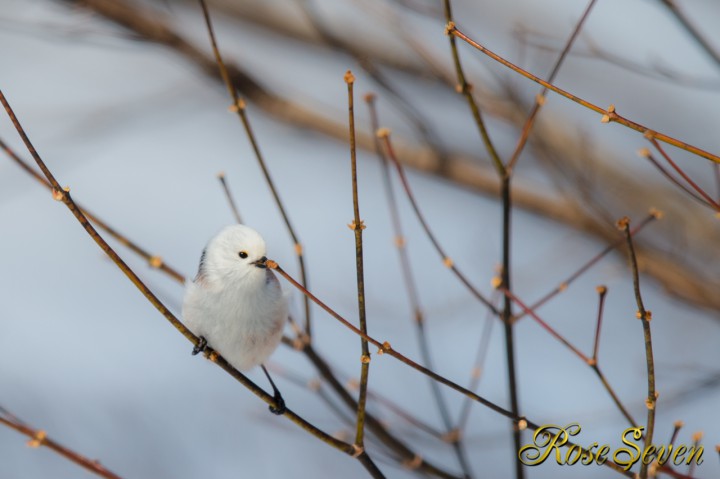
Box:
(182, 224, 288, 413)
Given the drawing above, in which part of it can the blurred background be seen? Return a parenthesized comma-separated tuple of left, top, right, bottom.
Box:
(1, 0, 719, 478)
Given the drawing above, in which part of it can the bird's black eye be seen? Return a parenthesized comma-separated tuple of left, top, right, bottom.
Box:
(238, 251, 248, 259)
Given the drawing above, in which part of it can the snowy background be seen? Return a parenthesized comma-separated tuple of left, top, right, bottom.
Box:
(1, 0, 719, 478)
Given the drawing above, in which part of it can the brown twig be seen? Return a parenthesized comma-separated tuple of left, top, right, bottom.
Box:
(0, 409, 123, 479)
(518, 211, 658, 319)
(669, 420, 683, 448)
(619, 216, 657, 479)
(645, 137, 720, 211)
(658, 0, 720, 68)
(377, 129, 499, 315)
(216, 171, 244, 224)
(591, 285, 607, 363)
(687, 431, 702, 478)
(506, 0, 598, 172)
(505, 283, 641, 429)
(197, 0, 313, 337)
(637, 148, 712, 208)
(442, 0, 505, 175)
(447, 23, 720, 165)
(344, 71, 371, 453)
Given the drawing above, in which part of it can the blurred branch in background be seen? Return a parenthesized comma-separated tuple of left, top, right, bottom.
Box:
(658, 0, 720, 68)
(55, 0, 720, 313)
(514, 26, 720, 90)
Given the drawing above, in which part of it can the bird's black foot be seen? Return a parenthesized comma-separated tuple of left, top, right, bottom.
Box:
(268, 391, 286, 416)
(261, 364, 286, 415)
(192, 336, 207, 356)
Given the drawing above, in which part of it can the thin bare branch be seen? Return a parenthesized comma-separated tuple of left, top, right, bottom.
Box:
(448, 23, 720, 165)
(196, 0, 313, 337)
(506, 0, 598, 172)
(366, 93, 473, 478)
(0, 409, 123, 479)
(216, 171, 244, 224)
(646, 138, 720, 211)
(618, 217, 657, 479)
(442, 1, 505, 175)
(378, 129, 499, 315)
(591, 286, 607, 363)
(519, 212, 658, 319)
(658, 0, 720, 68)
(344, 71, 371, 452)
(638, 148, 712, 207)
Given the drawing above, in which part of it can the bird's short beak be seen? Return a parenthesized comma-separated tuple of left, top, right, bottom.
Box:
(252, 256, 268, 269)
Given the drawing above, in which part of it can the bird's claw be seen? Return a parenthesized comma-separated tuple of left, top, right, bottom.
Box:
(268, 393, 286, 415)
(192, 336, 208, 356)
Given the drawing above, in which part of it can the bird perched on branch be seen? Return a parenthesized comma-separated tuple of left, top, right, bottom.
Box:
(182, 224, 288, 414)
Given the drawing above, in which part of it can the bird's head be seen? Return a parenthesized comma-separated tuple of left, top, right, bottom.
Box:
(198, 224, 269, 283)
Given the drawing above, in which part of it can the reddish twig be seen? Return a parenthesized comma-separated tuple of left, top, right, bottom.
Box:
(447, 23, 720, 165)
(507, 0, 598, 172)
(0, 409, 123, 479)
(377, 129, 499, 315)
(502, 287, 590, 363)
(518, 211, 658, 319)
(645, 137, 720, 211)
(638, 147, 712, 207)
